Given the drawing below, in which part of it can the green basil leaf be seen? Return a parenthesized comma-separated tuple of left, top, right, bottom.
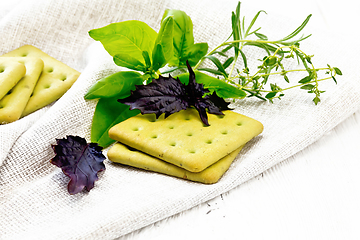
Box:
(152, 44, 167, 71)
(84, 71, 144, 100)
(89, 20, 157, 64)
(162, 9, 194, 65)
(91, 98, 140, 148)
(160, 66, 182, 74)
(113, 53, 146, 72)
(184, 42, 208, 66)
(161, 10, 208, 67)
(176, 71, 246, 99)
(153, 16, 174, 67)
(195, 71, 246, 98)
(142, 51, 152, 68)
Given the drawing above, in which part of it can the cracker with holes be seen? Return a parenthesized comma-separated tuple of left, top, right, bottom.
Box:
(108, 142, 244, 184)
(1, 45, 80, 117)
(109, 108, 263, 173)
(0, 57, 44, 124)
(0, 58, 26, 101)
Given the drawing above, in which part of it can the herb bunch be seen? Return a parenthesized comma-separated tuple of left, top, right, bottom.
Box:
(184, 3, 342, 104)
(85, 1, 341, 148)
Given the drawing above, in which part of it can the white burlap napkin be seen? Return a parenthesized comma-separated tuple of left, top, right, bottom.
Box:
(1, 0, 359, 239)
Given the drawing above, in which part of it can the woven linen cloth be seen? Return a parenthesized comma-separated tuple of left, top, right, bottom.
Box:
(1, 0, 359, 239)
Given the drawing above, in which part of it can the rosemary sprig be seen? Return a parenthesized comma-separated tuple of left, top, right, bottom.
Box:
(194, 1, 341, 104)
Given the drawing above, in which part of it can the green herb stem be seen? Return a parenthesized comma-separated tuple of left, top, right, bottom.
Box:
(245, 76, 334, 93)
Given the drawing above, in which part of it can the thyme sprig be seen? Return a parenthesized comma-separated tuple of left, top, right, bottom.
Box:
(193, 2, 342, 104)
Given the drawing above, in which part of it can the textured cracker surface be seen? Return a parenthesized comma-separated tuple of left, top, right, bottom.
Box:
(1, 45, 80, 116)
(0, 57, 44, 124)
(0, 59, 26, 100)
(109, 109, 263, 172)
(108, 142, 243, 184)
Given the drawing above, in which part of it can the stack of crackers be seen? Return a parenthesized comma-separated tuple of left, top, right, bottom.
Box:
(107, 108, 263, 184)
(0, 45, 80, 124)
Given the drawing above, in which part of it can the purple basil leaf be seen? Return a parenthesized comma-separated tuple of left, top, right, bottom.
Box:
(186, 60, 210, 103)
(205, 92, 232, 114)
(184, 60, 211, 125)
(119, 60, 231, 126)
(118, 75, 189, 118)
(193, 100, 210, 125)
(185, 61, 231, 125)
(51, 135, 106, 195)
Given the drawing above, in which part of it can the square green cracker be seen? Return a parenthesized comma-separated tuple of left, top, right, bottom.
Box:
(0, 45, 80, 116)
(0, 57, 44, 124)
(109, 108, 263, 172)
(0, 58, 26, 101)
(108, 142, 243, 184)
